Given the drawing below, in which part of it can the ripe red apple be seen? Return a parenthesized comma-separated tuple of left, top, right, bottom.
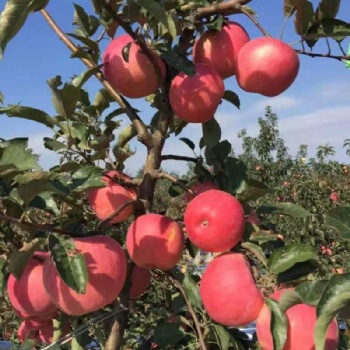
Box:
(129, 265, 151, 299)
(126, 214, 184, 270)
(43, 235, 127, 316)
(38, 320, 54, 344)
(235, 37, 300, 97)
(87, 170, 138, 224)
(184, 181, 219, 203)
(200, 253, 264, 326)
(7, 252, 57, 320)
(256, 288, 339, 350)
(169, 63, 224, 123)
(102, 34, 166, 98)
(184, 190, 245, 252)
(193, 21, 250, 79)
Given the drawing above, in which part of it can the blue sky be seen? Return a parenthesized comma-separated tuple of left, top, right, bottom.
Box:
(0, 0, 349, 176)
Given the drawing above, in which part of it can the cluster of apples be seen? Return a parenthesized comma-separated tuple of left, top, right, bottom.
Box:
(102, 22, 300, 124)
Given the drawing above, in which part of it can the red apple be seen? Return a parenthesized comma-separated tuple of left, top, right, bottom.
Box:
(169, 63, 224, 123)
(126, 214, 184, 270)
(43, 235, 127, 316)
(184, 190, 245, 252)
(184, 181, 219, 203)
(256, 288, 339, 350)
(7, 252, 57, 320)
(87, 170, 138, 224)
(193, 21, 250, 79)
(129, 265, 151, 299)
(102, 34, 166, 98)
(235, 37, 300, 97)
(200, 253, 264, 326)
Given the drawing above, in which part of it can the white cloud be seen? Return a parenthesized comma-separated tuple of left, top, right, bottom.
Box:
(249, 95, 302, 113)
(318, 81, 350, 101)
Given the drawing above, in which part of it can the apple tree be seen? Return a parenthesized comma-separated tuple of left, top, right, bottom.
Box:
(0, 0, 350, 349)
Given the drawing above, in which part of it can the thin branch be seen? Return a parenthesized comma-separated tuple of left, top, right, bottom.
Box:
(188, 0, 252, 18)
(295, 49, 350, 61)
(167, 272, 207, 350)
(101, 0, 165, 91)
(161, 154, 198, 163)
(240, 6, 270, 37)
(99, 199, 139, 229)
(40, 9, 152, 147)
(156, 171, 195, 196)
(0, 214, 89, 237)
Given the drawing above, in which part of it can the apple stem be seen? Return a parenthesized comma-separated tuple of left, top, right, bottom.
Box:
(239, 6, 271, 37)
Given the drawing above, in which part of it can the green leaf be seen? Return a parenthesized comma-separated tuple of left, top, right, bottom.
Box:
(305, 18, 350, 41)
(14, 171, 52, 184)
(47, 77, 81, 119)
(223, 157, 247, 194)
(222, 90, 240, 109)
(17, 178, 69, 205)
(294, 0, 314, 36)
(93, 88, 114, 115)
(0, 138, 41, 172)
(43, 137, 66, 152)
(117, 124, 137, 148)
(202, 118, 221, 148)
(315, 0, 341, 21)
(315, 274, 350, 350)
(160, 48, 195, 76)
(295, 280, 329, 306)
(266, 298, 288, 350)
(241, 242, 267, 267)
(170, 116, 188, 136)
(69, 166, 105, 192)
(73, 3, 91, 36)
(182, 271, 202, 309)
(71, 65, 103, 89)
(277, 261, 319, 283)
(9, 239, 47, 280)
(154, 322, 186, 348)
(0, 256, 6, 294)
(278, 289, 303, 313)
(324, 206, 350, 240)
(48, 234, 88, 294)
(214, 324, 230, 350)
(237, 179, 271, 202)
(179, 137, 195, 151)
(284, 0, 297, 17)
(257, 202, 310, 218)
(268, 244, 318, 274)
(168, 184, 183, 197)
(0, 0, 49, 59)
(0, 90, 4, 104)
(137, 0, 179, 39)
(29, 191, 60, 215)
(0, 105, 55, 128)
(67, 33, 100, 54)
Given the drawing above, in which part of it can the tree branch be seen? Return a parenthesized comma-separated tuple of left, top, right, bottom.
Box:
(295, 49, 350, 61)
(193, 0, 252, 18)
(167, 272, 207, 350)
(40, 9, 152, 147)
(240, 6, 270, 37)
(161, 154, 198, 163)
(0, 214, 90, 237)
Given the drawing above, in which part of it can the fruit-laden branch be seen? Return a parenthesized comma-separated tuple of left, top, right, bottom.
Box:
(40, 10, 152, 147)
(101, 1, 165, 90)
(295, 48, 350, 61)
(0, 214, 92, 237)
(167, 272, 207, 350)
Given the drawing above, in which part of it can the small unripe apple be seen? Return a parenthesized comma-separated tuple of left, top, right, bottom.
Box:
(169, 63, 224, 123)
(235, 37, 300, 97)
(184, 190, 245, 252)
